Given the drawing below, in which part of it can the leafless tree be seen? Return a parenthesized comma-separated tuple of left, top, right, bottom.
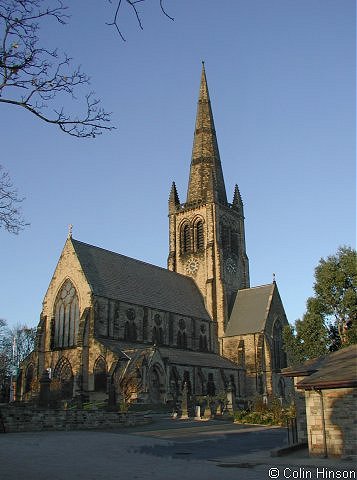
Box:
(107, 0, 174, 41)
(0, 1, 173, 235)
(0, 0, 114, 138)
(0, 321, 36, 370)
(0, 165, 28, 234)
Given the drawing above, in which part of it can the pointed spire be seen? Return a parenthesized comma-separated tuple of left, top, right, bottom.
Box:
(169, 181, 180, 213)
(232, 184, 243, 211)
(186, 63, 227, 205)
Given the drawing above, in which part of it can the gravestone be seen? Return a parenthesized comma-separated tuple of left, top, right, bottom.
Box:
(180, 382, 188, 419)
(39, 370, 51, 408)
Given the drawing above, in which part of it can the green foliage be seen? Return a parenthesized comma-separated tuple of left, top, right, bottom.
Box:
(283, 312, 329, 365)
(118, 401, 129, 413)
(234, 397, 295, 426)
(82, 401, 107, 410)
(344, 320, 357, 346)
(284, 246, 357, 364)
(313, 246, 357, 333)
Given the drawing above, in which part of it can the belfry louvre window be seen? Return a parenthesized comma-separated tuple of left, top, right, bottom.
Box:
(181, 223, 191, 253)
(195, 221, 204, 251)
(54, 279, 79, 348)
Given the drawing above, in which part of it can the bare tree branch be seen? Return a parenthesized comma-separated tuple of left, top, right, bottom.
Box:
(0, 0, 114, 137)
(0, 165, 28, 234)
(107, 0, 174, 41)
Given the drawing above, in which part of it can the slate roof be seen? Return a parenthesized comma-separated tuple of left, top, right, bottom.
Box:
(96, 338, 130, 360)
(224, 284, 274, 336)
(96, 338, 238, 370)
(282, 345, 357, 390)
(71, 238, 210, 320)
(158, 347, 238, 370)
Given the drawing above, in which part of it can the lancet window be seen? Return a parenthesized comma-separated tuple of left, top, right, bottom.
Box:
(181, 223, 191, 254)
(273, 320, 287, 370)
(195, 220, 204, 251)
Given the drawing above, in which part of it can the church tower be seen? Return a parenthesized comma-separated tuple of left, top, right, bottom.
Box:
(168, 63, 250, 343)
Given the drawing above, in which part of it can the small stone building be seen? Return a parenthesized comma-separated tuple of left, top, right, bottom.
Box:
(18, 64, 291, 407)
(282, 345, 357, 458)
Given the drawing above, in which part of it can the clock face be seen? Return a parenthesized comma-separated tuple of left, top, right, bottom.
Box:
(225, 257, 237, 274)
(186, 258, 199, 274)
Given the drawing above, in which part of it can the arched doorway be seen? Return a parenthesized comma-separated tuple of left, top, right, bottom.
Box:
(94, 357, 107, 392)
(149, 364, 164, 403)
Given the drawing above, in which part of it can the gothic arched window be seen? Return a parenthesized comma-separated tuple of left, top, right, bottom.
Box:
(199, 334, 208, 351)
(181, 223, 191, 254)
(53, 357, 73, 399)
(53, 279, 79, 348)
(152, 326, 164, 345)
(273, 320, 287, 370)
(199, 324, 208, 351)
(177, 319, 187, 349)
(94, 357, 107, 392)
(124, 321, 137, 342)
(237, 339, 245, 366)
(177, 331, 187, 349)
(195, 220, 204, 251)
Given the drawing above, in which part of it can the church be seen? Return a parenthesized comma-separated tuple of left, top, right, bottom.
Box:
(18, 64, 290, 406)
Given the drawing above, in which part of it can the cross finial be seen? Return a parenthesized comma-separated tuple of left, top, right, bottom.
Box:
(273, 272, 276, 283)
(68, 224, 73, 238)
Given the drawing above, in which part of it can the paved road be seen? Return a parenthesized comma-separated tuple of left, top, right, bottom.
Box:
(0, 415, 355, 480)
(117, 415, 287, 461)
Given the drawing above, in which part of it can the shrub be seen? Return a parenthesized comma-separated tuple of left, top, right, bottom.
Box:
(234, 397, 295, 426)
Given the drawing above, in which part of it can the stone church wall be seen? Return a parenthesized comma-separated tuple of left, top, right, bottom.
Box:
(222, 334, 261, 399)
(42, 239, 93, 353)
(93, 295, 211, 353)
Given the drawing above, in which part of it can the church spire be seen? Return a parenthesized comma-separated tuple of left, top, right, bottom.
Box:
(186, 63, 227, 205)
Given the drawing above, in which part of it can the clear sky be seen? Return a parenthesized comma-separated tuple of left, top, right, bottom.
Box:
(1, 0, 355, 329)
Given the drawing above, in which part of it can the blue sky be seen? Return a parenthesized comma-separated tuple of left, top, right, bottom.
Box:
(1, 0, 355, 329)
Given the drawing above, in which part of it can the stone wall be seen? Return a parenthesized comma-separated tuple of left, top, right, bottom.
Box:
(0, 405, 150, 433)
(293, 376, 308, 443)
(305, 387, 357, 458)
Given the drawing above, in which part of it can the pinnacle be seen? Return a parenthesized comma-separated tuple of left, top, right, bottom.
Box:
(169, 181, 180, 209)
(233, 184, 243, 204)
(232, 184, 243, 211)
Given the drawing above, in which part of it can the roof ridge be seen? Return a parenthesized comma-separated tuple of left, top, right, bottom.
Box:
(71, 237, 196, 282)
(238, 283, 274, 292)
